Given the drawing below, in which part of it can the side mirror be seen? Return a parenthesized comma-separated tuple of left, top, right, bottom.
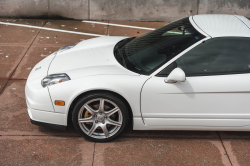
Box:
(165, 68, 186, 83)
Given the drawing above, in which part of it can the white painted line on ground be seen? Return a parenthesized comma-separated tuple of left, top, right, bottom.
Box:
(82, 20, 156, 30)
(0, 21, 104, 37)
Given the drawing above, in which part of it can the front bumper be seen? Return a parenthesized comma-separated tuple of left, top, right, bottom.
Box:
(27, 103, 68, 129)
(25, 51, 68, 130)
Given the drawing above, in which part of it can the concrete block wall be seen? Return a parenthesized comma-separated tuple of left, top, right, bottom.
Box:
(0, 0, 250, 22)
(90, 0, 198, 22)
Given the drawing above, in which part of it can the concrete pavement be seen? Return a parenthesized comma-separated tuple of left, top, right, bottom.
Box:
(0, 18, 249, 166)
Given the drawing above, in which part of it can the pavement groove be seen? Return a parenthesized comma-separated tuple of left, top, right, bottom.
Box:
(9, 79, 28, 80)
(92, 142, 96, 166)
(0, 79, 8, 94)
(0, 43, 33, 46)
(222, 141, 241, 166)
(0, 133, 231, 140)
(217, 131, 233, 166)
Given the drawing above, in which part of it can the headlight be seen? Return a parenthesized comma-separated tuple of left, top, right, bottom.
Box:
(58, 43, 78, 53)
(41, 74, 70, 87)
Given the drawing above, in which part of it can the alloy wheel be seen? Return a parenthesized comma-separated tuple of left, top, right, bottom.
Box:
(77, 98, 123, 139)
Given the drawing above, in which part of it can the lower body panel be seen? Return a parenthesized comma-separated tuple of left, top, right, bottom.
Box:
(133, 118, 250, 131)
(30, 119, 67, 130)
(27, 106, 68, 128)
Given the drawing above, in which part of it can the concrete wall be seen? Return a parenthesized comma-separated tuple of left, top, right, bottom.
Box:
(1, 0, 250, 22)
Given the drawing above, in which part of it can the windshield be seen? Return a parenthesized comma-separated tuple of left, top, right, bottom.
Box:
(119, 17, 205, 75)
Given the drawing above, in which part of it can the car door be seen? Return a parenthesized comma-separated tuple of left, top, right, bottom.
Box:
(141, 37, 250, 128)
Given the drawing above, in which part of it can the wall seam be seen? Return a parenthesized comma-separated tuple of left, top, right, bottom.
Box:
(88, 0, 90, 20)
(196, 0, 200, 15)
(48, 0, 50, 16)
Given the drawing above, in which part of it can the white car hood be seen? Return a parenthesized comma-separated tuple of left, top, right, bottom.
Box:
(48, 36, 139, 79)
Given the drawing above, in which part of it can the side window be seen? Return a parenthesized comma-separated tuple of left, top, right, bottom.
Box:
(158, 37, 250, 76)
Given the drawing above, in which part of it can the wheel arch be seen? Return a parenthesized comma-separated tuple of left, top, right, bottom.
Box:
(67, 89, 134, 126)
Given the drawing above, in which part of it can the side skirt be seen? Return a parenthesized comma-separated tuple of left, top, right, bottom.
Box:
(133, 117, 250, 131)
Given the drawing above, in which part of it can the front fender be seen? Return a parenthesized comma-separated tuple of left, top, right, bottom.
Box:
(48, 75, 149, 122)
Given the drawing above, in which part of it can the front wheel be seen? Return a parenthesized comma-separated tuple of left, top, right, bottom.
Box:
(72, 92, 129, 142)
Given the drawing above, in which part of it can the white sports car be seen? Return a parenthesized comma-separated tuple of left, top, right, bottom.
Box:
(26, 14, 250, 142)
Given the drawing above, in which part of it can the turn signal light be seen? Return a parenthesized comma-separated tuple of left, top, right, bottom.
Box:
(55, 100, 65, 106)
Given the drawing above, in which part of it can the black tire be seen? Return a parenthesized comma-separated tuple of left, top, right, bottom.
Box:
(72, 91, 129, 142)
